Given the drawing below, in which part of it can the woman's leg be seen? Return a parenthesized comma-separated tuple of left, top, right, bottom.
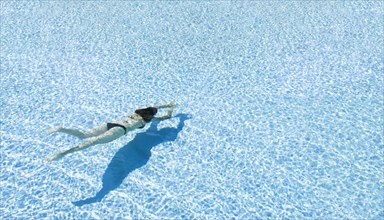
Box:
(78, 127, 125, 149)
(46, 124, 108, 139)
(46, 127, 125, 161)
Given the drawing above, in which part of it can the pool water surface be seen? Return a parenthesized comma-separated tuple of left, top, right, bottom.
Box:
(1, 1, 383, 219)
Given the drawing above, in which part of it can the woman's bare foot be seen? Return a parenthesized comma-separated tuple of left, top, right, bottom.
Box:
(46, 126, 63, 134)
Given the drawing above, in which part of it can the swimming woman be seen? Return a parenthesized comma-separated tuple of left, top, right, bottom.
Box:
(46, 103, 176, 161)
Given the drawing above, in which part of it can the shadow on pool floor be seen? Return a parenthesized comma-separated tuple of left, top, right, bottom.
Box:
(72, 114, 190, 207)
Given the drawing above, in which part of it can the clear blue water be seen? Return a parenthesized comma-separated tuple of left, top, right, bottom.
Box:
(1, 1, 383, 219)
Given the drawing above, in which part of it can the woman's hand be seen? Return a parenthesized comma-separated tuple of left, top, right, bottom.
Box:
(166, 108, 174, 117)
(167, 103, 177, 108)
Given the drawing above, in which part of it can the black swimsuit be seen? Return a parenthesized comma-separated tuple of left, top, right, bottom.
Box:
(107, 123, 127, 134)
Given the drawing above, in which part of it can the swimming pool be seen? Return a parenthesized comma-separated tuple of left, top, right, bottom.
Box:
(1, 1, 383, 219)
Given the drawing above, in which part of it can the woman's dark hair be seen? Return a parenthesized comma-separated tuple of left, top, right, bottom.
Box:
(135, 107, 158, 122)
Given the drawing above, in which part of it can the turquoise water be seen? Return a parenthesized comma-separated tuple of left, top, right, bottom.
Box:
(1, 1, 383, 219)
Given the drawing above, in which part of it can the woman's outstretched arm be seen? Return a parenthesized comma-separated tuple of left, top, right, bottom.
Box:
(153, 103, 177, 109)
(152, 105, 176, 122)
